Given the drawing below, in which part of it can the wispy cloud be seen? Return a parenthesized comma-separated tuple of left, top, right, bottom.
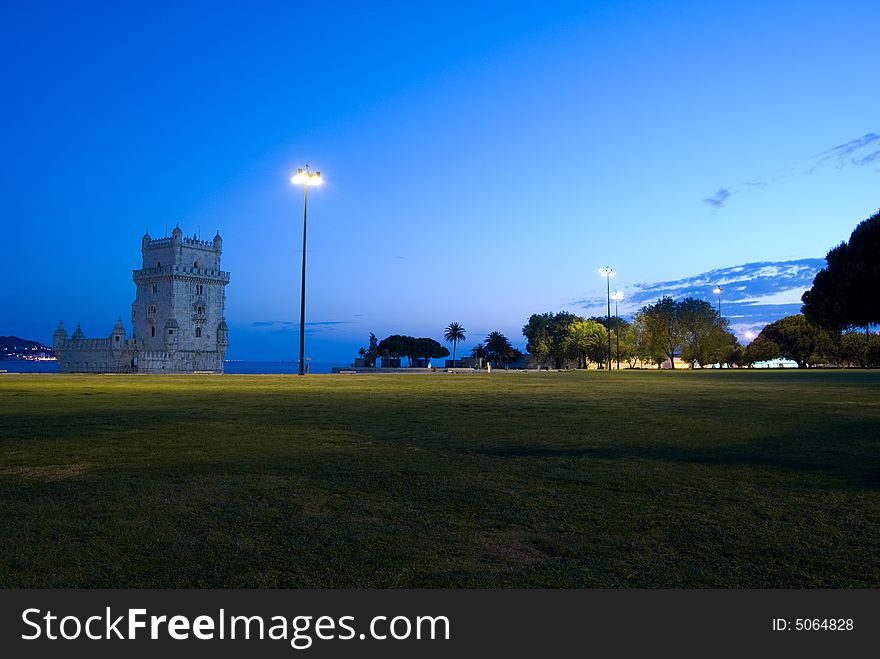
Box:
(728, 287, 810, 306)
(704, 131, 879, 209)
(811, 132, 880, 171)
(703, 188, 731, 208)
(251, 320, 348, 334)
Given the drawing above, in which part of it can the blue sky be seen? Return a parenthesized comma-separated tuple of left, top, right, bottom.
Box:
(2, 1, 878, 362)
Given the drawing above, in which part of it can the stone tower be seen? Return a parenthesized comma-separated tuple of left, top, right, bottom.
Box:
(130, 226, 231, 373)
(53, 227, 230, 374)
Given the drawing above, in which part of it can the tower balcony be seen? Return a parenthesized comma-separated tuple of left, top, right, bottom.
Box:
(133, 264, 230, 282)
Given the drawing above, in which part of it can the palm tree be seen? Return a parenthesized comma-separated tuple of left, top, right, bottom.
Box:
(470, 342, 488, 359)
(485, 331, 517, 367)
(444, 322, 467, 367)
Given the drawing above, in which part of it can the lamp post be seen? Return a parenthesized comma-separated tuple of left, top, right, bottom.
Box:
(611, 290, 623, 369)
(599, 267, 615, 371)
(290, 166, 323, 375)
(713, 285, 723, 317)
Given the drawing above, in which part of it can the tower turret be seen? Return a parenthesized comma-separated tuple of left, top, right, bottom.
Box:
(111, 317, 126, 353)
(72, 323, 85, 340)
(53, 321, 68, 352)
(213, 231, 223, 253)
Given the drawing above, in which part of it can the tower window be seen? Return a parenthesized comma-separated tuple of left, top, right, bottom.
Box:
(152, 283, 158, 293)
(194, 261, 200, 270)
(196, 284, 203, 295)
(115, 335, 120, 342)
(168, 329, 174, 335)
(195, 327, 202, 338)
(151, 326, 155, 337)
(157, 262, 161, 269)
(197, 306, 204, 314)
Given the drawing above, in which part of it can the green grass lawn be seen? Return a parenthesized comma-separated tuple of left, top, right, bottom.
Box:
(1, 370, 878, 588)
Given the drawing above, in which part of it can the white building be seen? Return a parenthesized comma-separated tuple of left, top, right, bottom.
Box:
(53, 226, 230, 373)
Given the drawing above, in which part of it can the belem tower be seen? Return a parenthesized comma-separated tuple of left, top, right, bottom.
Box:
(53, 226, 230, 373)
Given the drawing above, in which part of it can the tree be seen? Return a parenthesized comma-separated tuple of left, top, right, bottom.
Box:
(716, 330, 743, 368)
(871, 335, 880, 368)
(633, 297, 681, 367)
(757, 315, 834, 368)
(837, 330, 880, 368)
(613, 321, 638, 368)
(485, 331, 520, 368)
(376, 334, 412, 366)
(358, 332, 379, 367)
(521, 314, 552, 367)
(677, 298, 716, 367)
(632, 297, 731, 368)
(742, 336, 780, 367)
(443, 322, 466, 366)
(802, 247, 850, 331)
(470, 342, 488, 362)
(523, 311, 580, 368)
(632, 314, 665, 368)
(803, 208, 880, 329)
(676, 298, 741, 368)
(803, 209, 880, 368)
(411, 337, 449, 365)
(839, 331, 868, 368)
(561, 319, 606, 368)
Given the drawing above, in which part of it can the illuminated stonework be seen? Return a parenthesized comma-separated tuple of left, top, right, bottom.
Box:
(53, 226, 230, 373)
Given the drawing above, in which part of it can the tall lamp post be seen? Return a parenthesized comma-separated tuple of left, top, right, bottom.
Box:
(290, 166, 323, 375)
(599, 267, 615, 371)
(713, 285, 723, 318)
(611, 290, 623, 369)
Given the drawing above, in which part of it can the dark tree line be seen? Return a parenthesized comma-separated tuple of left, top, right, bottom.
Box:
(357, 327, 522, 368)
(368, 335, 449, 367)
(522, 312, 635, 369)
(523, 299, 738, 369)
(744, 314, 880, 368)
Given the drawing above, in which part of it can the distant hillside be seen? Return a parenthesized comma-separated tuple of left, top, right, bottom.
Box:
(0, 336, 54, 360)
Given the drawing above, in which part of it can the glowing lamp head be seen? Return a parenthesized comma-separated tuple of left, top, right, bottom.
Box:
(599, 267, 615, 278)
(713, 286, 723, 295)
(290, 167, 324, 186)
(611, 290, 624, 301)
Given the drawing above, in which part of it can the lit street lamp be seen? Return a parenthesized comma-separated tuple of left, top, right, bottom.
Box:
(290, 166, 323, 376)
(611, 290, 623, 369)
(713, 285, 723, 317)
(599, 267, 615, 371)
